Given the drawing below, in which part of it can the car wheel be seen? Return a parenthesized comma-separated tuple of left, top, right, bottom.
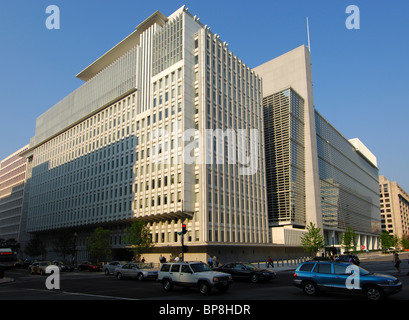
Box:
(137, 273, 144, 281)
(116, 272, 123, 280)
(104, 269, 110, 275)
(364, 286, 384, 301)
(162, 279, 173, 291)
(40, 269, 45, 276)
(303, 281, 319, 296)
(250, 274, 259, 283)
(199, 282, 211, 295)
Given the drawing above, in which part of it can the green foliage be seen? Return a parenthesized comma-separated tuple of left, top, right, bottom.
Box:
(380, 231, 394, 251)
(123, 220, 154, 261)
(300, 222, 325, 258)
(87, 227, 111, 263)
(53, 232, 75, 260)
(341, 225, 357, 252)
(0, 238, 20, 252)
(25, 238, 47, 259)
(401, 234, 409, 249)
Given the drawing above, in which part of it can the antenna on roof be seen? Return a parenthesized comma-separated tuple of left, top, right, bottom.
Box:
(306, 17, 311, 53)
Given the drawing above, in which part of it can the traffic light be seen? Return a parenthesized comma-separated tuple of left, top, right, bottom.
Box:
(182, 245, 189, 253)
(182, 223, 187, 235)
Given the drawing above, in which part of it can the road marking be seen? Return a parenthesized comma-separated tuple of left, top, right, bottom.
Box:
(25, 288, 140, 300)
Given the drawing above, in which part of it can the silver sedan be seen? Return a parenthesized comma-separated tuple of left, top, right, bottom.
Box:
(114, 263, 158, 281)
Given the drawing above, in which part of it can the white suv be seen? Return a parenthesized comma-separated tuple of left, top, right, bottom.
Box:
(158, 261, 232, 295)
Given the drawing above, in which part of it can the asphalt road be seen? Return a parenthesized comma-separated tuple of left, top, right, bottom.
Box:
(1, 254, 408, 302)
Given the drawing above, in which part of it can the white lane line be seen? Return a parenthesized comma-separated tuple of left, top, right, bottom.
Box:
(25, 288, 140, 300)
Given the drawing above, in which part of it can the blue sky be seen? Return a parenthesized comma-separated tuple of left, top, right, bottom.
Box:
(0, 0, 408, 191)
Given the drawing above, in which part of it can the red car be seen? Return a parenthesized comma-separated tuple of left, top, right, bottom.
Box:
(77, 261, 102, 272)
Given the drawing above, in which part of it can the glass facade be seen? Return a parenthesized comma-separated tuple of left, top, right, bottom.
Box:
(263, 89, 305, 227)
(34, 47, 138, 146)
(152, 14, 183, 76)
(315, 111, 381, 235)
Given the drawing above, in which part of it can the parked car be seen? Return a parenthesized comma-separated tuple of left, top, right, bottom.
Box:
(102, 261, 125, 275)
(114, 262, 158, 281)
(52, 260, 74, 272)
(77, 261, 102, 272)
(337, 254, 360, 265)
(158, 261, 232, 295)
(293, 261, 402, 301)
(214, 262, 276, 283)
(23, 259, 33, 269)
(28, 261, 54, 275)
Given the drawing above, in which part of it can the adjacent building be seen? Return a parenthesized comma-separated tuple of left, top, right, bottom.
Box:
(379, 175, 409, 238)
(254, 46, 381, 251)
(0, 145, 29, 241)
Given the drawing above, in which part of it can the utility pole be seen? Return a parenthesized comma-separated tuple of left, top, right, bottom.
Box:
(179, 200, 187, 261)
(181, 201, 184, 262)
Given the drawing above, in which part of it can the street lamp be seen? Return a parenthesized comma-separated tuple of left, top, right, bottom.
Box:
(73, 232, 78, 268)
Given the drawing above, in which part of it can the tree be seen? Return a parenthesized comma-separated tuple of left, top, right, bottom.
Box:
(123, 220, 154, 261)
(0, 238, 20, 252)
(300, 222, 325, 258)
(53, 232, 75, 261)
(380, 231, 394, 252)
(25, 238, 47, 259)
(87, 227, 111, 263)
(391, 234, 400, 250)
(401, 234, 409, 250)
(341, 225, 357, 252)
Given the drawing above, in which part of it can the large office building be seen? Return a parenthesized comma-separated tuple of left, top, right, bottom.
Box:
(379, 175, 409, 238)
(254, 46, 381, 251)
(0, 145, 29, 242)
(18, 6, 382, 262)
(21, 6, 270, 262)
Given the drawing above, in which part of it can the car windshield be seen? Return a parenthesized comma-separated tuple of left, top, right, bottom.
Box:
(355, 266, 371, 276)
(190, 263, 212, 272)
(241, 263, 256, 270)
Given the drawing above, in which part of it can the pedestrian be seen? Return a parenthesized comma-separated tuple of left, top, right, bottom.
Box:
(141, 257, 145, 263)
(159, 254, 163, 263)
(213, 256, 219, 267)
(393, 253, 401, 273)
(174, 256, 180, 262)
(267, 256, 274, 268)
(208, 256, 213, 268)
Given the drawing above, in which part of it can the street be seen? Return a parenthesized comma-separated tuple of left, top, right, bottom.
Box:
(1, 254, 408, 302)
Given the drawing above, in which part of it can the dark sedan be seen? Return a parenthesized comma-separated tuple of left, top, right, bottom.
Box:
(77, 261, 102, 272)
(52, 260, 74, 272)
(214, 262, 276, 283)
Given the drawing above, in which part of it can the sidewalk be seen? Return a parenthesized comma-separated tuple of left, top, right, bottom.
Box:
(253, 261, 301, 272)
(0, 277, 14, 284)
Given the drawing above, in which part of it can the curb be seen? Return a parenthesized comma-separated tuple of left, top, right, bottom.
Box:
(0, 277, 14, 284)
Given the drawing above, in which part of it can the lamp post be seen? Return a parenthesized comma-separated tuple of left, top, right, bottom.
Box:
(73, 232, 78, 268)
